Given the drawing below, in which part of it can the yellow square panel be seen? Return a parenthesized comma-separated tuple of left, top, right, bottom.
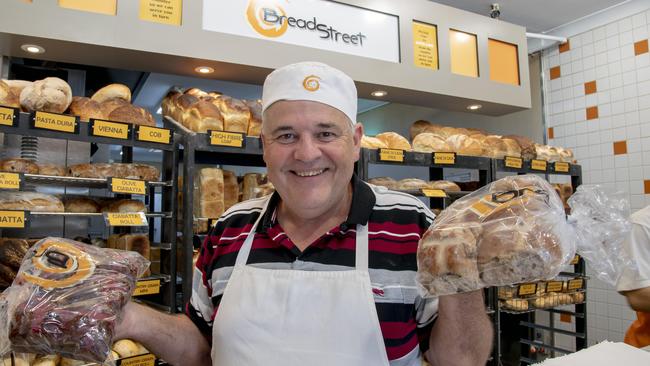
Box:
(488, 39, 520, 85)
(450, 29, 478, 78)
(58, 0, 116, 15)
(412, 21, 438, 70)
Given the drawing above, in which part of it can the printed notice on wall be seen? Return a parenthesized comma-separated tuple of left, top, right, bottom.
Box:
(140, 0, 182, 26)
(58, 0, 117, 15)
(412, 21, 438, 70)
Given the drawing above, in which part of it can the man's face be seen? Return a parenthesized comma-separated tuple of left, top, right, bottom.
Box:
(261, 100, 362, 218)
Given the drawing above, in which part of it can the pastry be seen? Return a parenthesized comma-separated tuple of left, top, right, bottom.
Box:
(375, 132, 411, 150)
(19, 77, 72, 113)
(0, 158, 38, 174)
(91, 84, 132, 103)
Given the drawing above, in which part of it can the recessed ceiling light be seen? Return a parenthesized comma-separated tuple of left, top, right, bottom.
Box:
(21, 44, 45, 54)
(371, 90, 387, 97)
(194, 66, 214, 74)
(467, 104, 482, 110)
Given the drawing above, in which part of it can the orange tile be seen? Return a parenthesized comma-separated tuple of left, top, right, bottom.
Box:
(560, 313, 572, 323)
(550, 66, 561, 80)
(548, 127, 554, 139)
(645, 180, 650, 194)
(613, 141, 627, 155)
(584, 81, 597, 95)
(635, 39, 649, 55)
(559, 41, 570, 53)
(586, 106, 599, 120)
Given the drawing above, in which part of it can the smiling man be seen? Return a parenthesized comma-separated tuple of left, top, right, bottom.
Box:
(116, 62, 492, 366)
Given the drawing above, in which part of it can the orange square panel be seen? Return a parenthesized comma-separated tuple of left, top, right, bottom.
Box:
(559, 41, 570, 53)
(613, 141, 627, 155)
(584, 81, 597, 95)
(586, 106, 599, 120)
(548, 127, 554, 139)
(635, 40, 649, 56)
(645, 180, 650, 194)
(550, 66, 561, 80)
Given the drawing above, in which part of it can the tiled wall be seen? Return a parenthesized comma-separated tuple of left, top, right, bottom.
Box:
(542, 8, 650, 346)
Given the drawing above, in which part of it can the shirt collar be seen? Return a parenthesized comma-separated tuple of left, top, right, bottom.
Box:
(258, 173, 375, 232)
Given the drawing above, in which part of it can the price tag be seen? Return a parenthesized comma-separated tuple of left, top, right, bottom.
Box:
(546, 281, 564, 293)
(570, 254, 580, 265)
(531, 159, 547, 171)
(0, 172, 21, 190)
(504, 156, 523, 169)
(379, 148, 404, 162)
(133, 279, 161, 296)
(32, 111, 78, 134)
(209, 131, 245, 148)
(0, 106, 18, 127)
(0, 210, 26, 228)
(111, 178, 147, 195)
(136, 125, 172, 145)
(105, 212, 148, 227)
(90, 119, 131, 140)
(434, 152, 456, 165)
(517, 283, 537, 296)
(118, 354, 156, 366)
(421, 189, 447, 198)
(554, 162, 570, 173)
(568, 279, 584, 290)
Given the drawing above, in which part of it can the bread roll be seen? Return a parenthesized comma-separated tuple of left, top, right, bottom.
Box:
(20, 77, 72, 113)
(0, 80, 20, 108)
(502, 138, 522, 158)
(503, 135, 536, 160)
(483, 135, 508, 159)
(0, 158, 38, 174)
(368, 177, 397, 190)
(396, 178, 430, 190)
(108, 104, 155, 127)
(412, 133, 452, 153)
(0, 191, 64, 212)
(37, 163, 66, 176)
(446, 134, 486, 157)
(223, 170, 239, 210)
(245, 99, 262, 137)
(212, 95, 250, 133)
(361, 135, 388, 149)
(430, 180, 461, 192)
(32, 355, 60, 366)
(375, 132, 411, 150)
(194, 168, 225, 218)
(64, 198, 100, 213)
(99, 97, 129, 118)
(92, 83, 131, 103)
(113, 339, 141, 358)
(68, 96, 103, 122)
(102, 199, 146, 213)
(185, 100, 224, 133)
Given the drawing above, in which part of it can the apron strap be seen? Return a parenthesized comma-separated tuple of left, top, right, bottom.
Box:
(235, 196, 272, 267)
(355, 223, 369, 271)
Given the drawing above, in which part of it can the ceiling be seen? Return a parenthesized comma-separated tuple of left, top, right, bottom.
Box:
(430, 0, 628, 33)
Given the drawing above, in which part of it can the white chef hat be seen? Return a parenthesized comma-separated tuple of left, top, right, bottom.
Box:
(262, 61, 358, 125)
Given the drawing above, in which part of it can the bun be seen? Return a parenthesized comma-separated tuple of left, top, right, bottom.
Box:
(212, 95, 250, 133)
(245, 99, 262, 137)
(108, 104, 155, 126)
(37, 163, 66, 176)
(368, 177, 397, 190)
(430, 180, 461, 192)
(375, 132, 411, 150)
(102, 199, 146, 213)
(20, 77, 72, 113)
(0, 80, 20, 108)
(361, 135, 388, 149)
(185, 100, 224, 133)
(64, 198, 100, 213)
(0, 158, 38, 174)
(68, 96, 103, 122)
(0, 191, 64, 212)
(91, 83, 132, 103)
(412, 133, 452, 153)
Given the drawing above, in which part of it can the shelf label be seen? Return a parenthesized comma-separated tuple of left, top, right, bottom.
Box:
(133, 279, 161, 296)
(554, 162, 570, 173)
(434, 152, 456, 165)
(136, 125, 172, 145)
(518, 283, 537, 296)
(0, 210, 25, 228)
(379, 148, 404, 162)
(546, 281, 564, 293)
(421, 188, 447, 198)
(33, 111, 78, 133)
(119, 353, 156, 366)
(105, 212, 148, 227)
(209, 131, 245, 148)
(0, 172, 21, 190)
(0, 106, 18, 127)
(570, 254, 580, 265)
(531, 159, 547, 171)
(504, 156, 523, 169)
(568, 279, 584, 290)
(111, 178, 147, 195)
(90, 119, 131, 140)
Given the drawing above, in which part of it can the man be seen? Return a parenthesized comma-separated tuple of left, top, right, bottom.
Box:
(617, 205, 650, 348)
(116, 62, 492, 365)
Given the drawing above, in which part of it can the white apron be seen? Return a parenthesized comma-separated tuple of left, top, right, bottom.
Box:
(211, 197, 390, 366)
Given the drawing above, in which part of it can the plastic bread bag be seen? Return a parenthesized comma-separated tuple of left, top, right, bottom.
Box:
(567, 185, 633, 285)
(416, 175, 577, 296)
(0, 237, 149, 365)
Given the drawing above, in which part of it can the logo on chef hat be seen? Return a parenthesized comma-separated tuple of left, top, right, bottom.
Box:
(246, 0, 288, 38)
(302, 75, 321, 92)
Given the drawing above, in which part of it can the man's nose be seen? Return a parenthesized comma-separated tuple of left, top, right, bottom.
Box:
(293, 135, 322, 162)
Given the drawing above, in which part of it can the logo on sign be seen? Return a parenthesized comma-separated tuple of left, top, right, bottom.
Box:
(302, 75, 321, 91)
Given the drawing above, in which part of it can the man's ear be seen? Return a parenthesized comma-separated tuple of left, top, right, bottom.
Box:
(352, 123, 363, 161)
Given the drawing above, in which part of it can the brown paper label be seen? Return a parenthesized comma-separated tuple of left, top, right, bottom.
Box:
(210, 131, 245, 148)
(0, 210, 25, 228)
(119, 354, 156, 366)
(133, 279, 161, 296)
(554, 162, 570, 173)
(0, 106, 17, 126)
(34, 112, 77, 133)
(518, 283, 537, 296)
(136, 126, 172, 144)
(504, 156, 523, 169)
(434, 152, 455, 165)
(546, 281, 563, 293)
(111, 178, 147, 195)
(91, 119, 130, 140)
(0, 172, 21, 190)
(379, 148, 404, 162)
(531, 159, 547, 171)
(421, 189, 447, 198)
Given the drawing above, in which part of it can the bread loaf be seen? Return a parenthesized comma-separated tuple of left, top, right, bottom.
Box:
(254, 182, 275, 198)
(161, 89, 181, 119)
(0, 158, 38, 174)
(91, 84, 132, 103)
(429, 180, 461, 192)
(368, 177, 397, 190)
(0, 238, 30, 272)
(108, 234, 150, 260)
(37, 163, 66, 176)
(68, 96, 103, 122)
(101, 199, 146, 213)
(59, 358, 86, 366)
(241, 173, 267, 201)
(396, 178, 430, 190)
(32, 355, 60, 366)
(483, 135, 508, 159)
(68, 163, 159, 181)
(446, 134, 485, 157)
(245, 99, 262, 137)
(503, 135, 536, 160)
(212, 95, 250, 133)
(194, 168, 225, 218)
(185, 100, 224, 133)
(502, 299, 529, 311)
(502, 138, 522, 158)
(409, 120, 438, 140)
(223, 170, 239, 211)
(375, 132, 411, 150)
(0, 80, 20, 108)
(64, 198, 100, 213)
(20, 77, 72, 113)
(412, 132, 452, 153)
(184, 87, 209, 99)
(0, 192, 64, 212)
(99, 98, 129, 118)
(108, 104, 155, 127)
(361, 135, 388, 149)
(2, 80, 32, 100)
(173, 94, 199, 124)
(558, 147, 576, 163)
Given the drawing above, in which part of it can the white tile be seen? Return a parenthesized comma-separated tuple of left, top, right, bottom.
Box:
(622, 57, 637, 73)
(551, 90, 562, 103)
(633, 25, 648, 42)
(631, 180, 644, 194)
(640, 108, 650, 123)
(643, 136, 650, 150)
(549, 54, 560, 67)
(643, 151, 650, 165)
(613, 127, 627, 140)
(572, 60, 583, 74)
(616, 155, 629, 167)
(630, 165, 644, 179)
(611, 73, 624, 88)
(619, 17, 634, 33)
(561, 51, 572, 65)
(576, 133, 589, 147)
(563, 86, 574, 100)
(591, 157, 604, 170)
(613, 114, 627, 128)
(600, 129, 614, 142)
(565, 123, 576, 136)
(616, 167, 630, 181)
(582, 30, 594, 44)
(609, 61, 623, 76)
(612, 100, 625, 115)
(595, 50, 608, 66)
(563, 99, 575, 112)
(588, 131, 601, 144)
(588, 119, 602, 132)
(626, 111, 640, 125)
(600, 116, 613, 130)
(576, 147, 589, 159)
(623, 70, 637, 86)
(575, 95, 586, 109)
(639, 66, 650, 83)
(640, 94, 650, 109)
(644, 163, 650, 177)
(600, 77, 611, 91)
(628, 137, 642, 151)
(633, 12, 647, 28)
(617, 181, 630, 192)
(637, 53, 650, 68)
(622, 42, 636, 59)
(601, 103, 612, 117)
(586, 93, 598, 106)
(575, 109, 586, 122)
(571, 34, 583, 48)
(572, 46, 584, 61)
(602, 156, 616, 169)
(589, 143, 602, 157)
(584, 67, 596, 82)
(551, 78, 562, 91)
(627, 125, 642, 139)
(630, 153, 644, 167)
(608, 36, 621, 53)
(563, 75, 574, 89)
(594, 26, 607, 40)
(599, 91, 612, 104)
(625, 86, 639, 101)
(620, 29, 634, 46)
(642, 123, 650, 137)
(573, 84, 584, 98)
(606, 22, 620, 38)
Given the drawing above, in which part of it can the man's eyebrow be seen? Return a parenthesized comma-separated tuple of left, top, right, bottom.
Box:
(270, 126, 295, 134)
(315, 122, 339, 129)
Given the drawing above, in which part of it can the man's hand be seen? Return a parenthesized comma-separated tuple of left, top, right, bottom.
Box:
(621, 287, 650, 312)
(426, 290, 493, 366)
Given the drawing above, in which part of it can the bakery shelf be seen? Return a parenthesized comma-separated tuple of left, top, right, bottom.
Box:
(27, 212, 173, 218)
(359, 148, 493, 170)
(492, 158, 583, 177)
(21, 174, 173, 189)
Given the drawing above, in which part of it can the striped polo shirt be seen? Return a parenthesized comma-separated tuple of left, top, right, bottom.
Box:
(187, 175, 438, 365)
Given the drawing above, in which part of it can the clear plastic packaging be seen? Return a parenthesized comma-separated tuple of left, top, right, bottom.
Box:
(0, 237, 149, 364)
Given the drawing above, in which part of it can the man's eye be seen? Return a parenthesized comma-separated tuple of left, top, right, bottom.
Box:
(275, 133, 296, 143)
(318, 132, 337, 141)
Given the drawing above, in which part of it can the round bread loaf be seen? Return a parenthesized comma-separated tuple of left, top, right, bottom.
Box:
(20, 77, 72, 113)
(361, 135, 388, 149)
(375, 132, 411, 150)
(0, 191, 64, 212)
(113, 339, 141, 358)
(446, 134, 486, 156)
(2, 79, 33, 99)
(368, 177, 397, 190)
(100, 97, 129, 118)
(64, 198, 101, 213)
(502, 138, 522, 158)
(108, 104, 155, 126)
(483, 135, 508, 159)
(503, 135, 536, 160)
(68, 96, 103, 121)
(409, 120, 436, 140)
(102, 199, 146, 213)
(0, 80, 20, 108)
(430, 180, 461, 192)
(412, 132, 452, 153)
(91, 83, 132, 103)
(397, 178, 430, 190)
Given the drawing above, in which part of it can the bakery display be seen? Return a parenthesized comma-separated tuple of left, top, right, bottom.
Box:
(19, 77, 72, 114)
(0, 192, 64, 212)
(0, 158, 39, 174)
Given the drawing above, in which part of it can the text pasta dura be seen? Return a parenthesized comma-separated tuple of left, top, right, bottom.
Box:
(263, 9, 366, 45)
